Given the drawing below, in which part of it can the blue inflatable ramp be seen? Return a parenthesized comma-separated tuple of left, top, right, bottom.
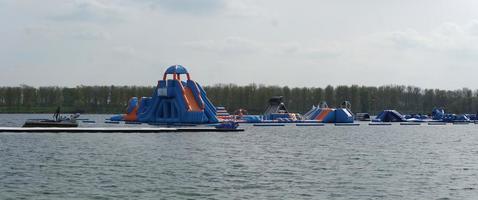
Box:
(373, 110, 406, 122)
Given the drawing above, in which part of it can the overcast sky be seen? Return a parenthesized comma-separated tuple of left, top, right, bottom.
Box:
(1, 0, 478, 89)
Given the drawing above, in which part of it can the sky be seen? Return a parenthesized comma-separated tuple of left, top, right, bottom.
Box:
(1, 0, 478, 89)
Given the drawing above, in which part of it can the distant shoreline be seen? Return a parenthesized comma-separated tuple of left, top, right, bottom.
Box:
(1, 85, 478, 115)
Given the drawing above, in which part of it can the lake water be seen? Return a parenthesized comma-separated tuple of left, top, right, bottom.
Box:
(1, 114, 478, 199)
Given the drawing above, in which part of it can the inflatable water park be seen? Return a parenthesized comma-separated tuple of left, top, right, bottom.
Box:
(104, 65, 478, 127)
(105, 65, 359, 125)
(25, 64, 478, 130)
(4, 64, 478, 133)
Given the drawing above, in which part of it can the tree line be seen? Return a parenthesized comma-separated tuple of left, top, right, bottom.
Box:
(0, 84, 477, 115)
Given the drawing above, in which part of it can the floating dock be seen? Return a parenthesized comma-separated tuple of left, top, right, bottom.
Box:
(104, 121, 120, 124)
(0, 127, 244, 133)
(124, 121, 142, 125)
(452, 122, 470, 125)
(400, 122, 422, 125)
(369, 122, 392, 126)
(428, 122, 447, 125)
(296, 123, 325, 127)
(253, 124, 286, 127)
(335, 123, 360, 126)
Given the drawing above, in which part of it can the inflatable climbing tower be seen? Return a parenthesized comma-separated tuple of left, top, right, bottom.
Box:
(111, 65, 219, 124)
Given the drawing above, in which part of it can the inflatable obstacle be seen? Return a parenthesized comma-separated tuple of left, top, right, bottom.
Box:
(262, 96, 299, 120)
(216, 106, 233, 120)
(432, 108, 445, 120)
(236, 115, 262, 123)
(355, 113, 371, 121)
(373, 110, 407, 122)
(110, 65, 219, 124)
(303, 101, 354, 123)
(404, 114, 429, 120)
(432, 108, 471, 122)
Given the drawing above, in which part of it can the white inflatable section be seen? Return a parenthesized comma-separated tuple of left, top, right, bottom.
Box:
(343, 109, 352, 117)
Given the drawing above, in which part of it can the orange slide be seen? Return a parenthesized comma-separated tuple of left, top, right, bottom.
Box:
(183, 87, 202, 111)
(123, 106, 138, 121)
(316, 108, 332, 121)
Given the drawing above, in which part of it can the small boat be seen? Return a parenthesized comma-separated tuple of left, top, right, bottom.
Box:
(22, 107, 80, 128)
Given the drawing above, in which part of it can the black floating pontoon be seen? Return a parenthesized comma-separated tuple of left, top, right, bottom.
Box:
(22, 107, 80, 128)
(23, 120, 79, 128)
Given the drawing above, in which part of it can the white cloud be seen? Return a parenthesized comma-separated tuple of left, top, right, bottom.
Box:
(184, 36, 263, 55)
(378, 22, 478, 56)
(150, 0, 224, 14)
(223, 0, 278, 26)
(49, 0, 129, 23)
(72, 29, 111, 40)
(385, 29, 430, 49)
(23, 25, 55, 38)
(467, 20, 478, 36)
(112, 46, 137, 57)
(276, 42, 341, 59)
(22, 24, 110, 41)
(224, 0, 263, 18)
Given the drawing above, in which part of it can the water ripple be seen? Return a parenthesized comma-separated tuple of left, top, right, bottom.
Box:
(1, 115, 478, 199)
